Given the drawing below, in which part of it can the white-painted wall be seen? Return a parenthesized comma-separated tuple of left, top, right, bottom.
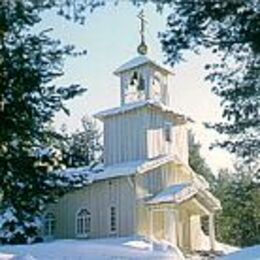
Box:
(103, 106, 189, 166)
(103, 108, 148, 166)
(46, 177, 136, 239)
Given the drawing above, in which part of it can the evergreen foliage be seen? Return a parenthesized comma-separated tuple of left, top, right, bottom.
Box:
(214, 165, 260, 247)
(157, 0, 260, 162)
(0, 1, 90, 244)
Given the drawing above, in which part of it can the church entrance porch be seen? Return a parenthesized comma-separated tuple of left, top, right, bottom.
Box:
(146, 199, 216, 254)
(143, 183, 221, 254)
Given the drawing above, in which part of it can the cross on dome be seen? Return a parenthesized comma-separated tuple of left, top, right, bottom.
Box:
(137, 9, 148, 55)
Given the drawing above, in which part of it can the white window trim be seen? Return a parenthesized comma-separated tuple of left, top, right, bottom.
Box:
(75, 208, 91, 238)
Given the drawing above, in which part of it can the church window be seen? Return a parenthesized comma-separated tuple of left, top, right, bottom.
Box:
(76, 208, 91, 238)
(110, 206, 117, 233)
(44, 212, 55, 237)
(164, 122, 172, 142)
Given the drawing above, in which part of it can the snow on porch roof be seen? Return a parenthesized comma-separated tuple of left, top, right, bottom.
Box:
(94, 100, 193, 123)
(146, 183, 198, 205)
(114, 55, 174, 76)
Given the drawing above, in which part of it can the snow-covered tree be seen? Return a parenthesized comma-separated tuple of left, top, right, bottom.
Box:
(0, 1, 90, 244)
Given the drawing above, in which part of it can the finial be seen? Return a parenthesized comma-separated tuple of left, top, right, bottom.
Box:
(137, 9, 148, 55)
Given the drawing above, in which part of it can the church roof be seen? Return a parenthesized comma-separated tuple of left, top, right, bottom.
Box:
(59, 154, 176, 183)
(59, 155, 220, 210)
(114, 55, 174, 75)
(94, 154, 175, 181)
(94, 100, 193, 123)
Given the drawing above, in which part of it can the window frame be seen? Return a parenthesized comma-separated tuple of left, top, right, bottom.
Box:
(75, 208, 91, 238)
(109, 205, 117, 235)
(44, 212, 55, 237)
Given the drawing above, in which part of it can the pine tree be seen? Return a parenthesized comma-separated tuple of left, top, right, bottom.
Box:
(0, 1, 89, 244)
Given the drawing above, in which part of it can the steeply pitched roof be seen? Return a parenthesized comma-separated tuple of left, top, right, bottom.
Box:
(114, 55, 174, 75)
(94, 99, 193, 123)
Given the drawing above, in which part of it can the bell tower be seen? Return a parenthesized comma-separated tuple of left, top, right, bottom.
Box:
(114, 10, 173, 106)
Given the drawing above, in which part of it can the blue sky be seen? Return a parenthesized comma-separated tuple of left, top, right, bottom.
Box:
(38, 2, 233, 173)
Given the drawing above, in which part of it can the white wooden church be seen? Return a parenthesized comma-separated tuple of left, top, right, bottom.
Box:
(44, 21, 221, 254)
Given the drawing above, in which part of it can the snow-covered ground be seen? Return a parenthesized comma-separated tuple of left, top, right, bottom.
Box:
(220, 245, 260, 260)
(0, 237, 184, 260)
(1, 236, 258, 260)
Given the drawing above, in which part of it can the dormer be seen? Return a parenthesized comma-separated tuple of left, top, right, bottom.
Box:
(114, 56, 173, 106)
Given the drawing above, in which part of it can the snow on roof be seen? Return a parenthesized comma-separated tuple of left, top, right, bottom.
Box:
(146, 183, 198, 205)
(114, 55, 174, 75)
(60, 155, 176, 184)
(94, 99, 193, 123)
(94, 154, 176, 181)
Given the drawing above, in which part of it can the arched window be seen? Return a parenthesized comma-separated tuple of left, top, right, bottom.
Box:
(76, 208, 91, 238)
(44, 212, 55, 237)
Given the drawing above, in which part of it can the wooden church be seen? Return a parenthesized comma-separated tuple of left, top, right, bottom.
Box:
(44, 14, 221, 254)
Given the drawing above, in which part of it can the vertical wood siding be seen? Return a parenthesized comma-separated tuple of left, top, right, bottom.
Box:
(104, 108, 148, 166)
(135, 162, 194, 239)
(103, 106, 189, 166)
(46, 177, 135, 239)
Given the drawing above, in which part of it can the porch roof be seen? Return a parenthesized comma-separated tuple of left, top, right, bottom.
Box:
(146, 183, 221, 212)
(146, 183, 197, 205)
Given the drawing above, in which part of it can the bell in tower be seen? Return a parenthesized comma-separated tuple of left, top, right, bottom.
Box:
(114, 56, 173, 106)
